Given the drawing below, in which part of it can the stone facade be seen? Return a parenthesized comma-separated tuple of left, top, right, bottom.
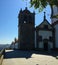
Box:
(18, 7, 35, 50)
(36, 15, 54, 50)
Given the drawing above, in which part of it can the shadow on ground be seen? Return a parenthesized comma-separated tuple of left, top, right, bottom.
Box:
(4, 50, 58, 59)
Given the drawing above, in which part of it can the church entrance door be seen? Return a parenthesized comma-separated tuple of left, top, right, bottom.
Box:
(44, 42, 48, 51)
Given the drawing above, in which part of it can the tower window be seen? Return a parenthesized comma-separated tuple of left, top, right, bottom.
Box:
(24, 15, 27, 22)
(29, 15, 32, 23)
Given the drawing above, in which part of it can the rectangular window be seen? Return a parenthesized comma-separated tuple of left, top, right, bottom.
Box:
(39, 36, 42, 41)
(49, 36, 52, 42)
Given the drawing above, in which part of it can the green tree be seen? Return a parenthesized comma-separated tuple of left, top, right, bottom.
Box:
(30, 0, 58, 14)
(23, 0, 58, 12)
(30, 0, 58, 9)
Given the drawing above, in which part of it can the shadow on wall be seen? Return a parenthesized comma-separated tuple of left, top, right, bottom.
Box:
(4, 50, 58, 59)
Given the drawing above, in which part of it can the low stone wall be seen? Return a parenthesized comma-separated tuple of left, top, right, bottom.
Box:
(0, 49, 5, 65)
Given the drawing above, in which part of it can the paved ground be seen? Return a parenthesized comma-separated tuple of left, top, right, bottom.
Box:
(2, 50, 58, 65)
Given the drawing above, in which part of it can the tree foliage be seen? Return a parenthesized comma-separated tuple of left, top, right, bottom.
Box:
(23, 0, 58, 12)
(30, 0, 58, 8)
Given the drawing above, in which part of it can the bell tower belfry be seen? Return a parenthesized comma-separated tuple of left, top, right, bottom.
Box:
(18, 7, 35, 50)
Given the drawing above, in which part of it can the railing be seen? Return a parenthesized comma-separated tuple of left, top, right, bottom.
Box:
(0, 49, 5, 65)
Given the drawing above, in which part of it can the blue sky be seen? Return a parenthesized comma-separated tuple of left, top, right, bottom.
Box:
(0, 0, 51, 44)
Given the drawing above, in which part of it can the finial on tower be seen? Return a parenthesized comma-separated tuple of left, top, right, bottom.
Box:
(44, 12, 46, 20)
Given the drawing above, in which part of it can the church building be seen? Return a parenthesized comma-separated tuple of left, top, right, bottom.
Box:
(36, 12, 54, 51)
(18, 5, 58, 51)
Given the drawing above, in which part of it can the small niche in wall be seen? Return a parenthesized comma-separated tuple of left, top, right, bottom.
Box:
(44, 25, 48, 29)
(24, 21, 26, 23)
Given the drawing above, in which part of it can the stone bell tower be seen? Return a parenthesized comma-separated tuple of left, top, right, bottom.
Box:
(18, 7, 35, 50)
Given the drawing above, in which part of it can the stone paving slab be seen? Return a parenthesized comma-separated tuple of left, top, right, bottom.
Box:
(2, 50, 58, 65)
